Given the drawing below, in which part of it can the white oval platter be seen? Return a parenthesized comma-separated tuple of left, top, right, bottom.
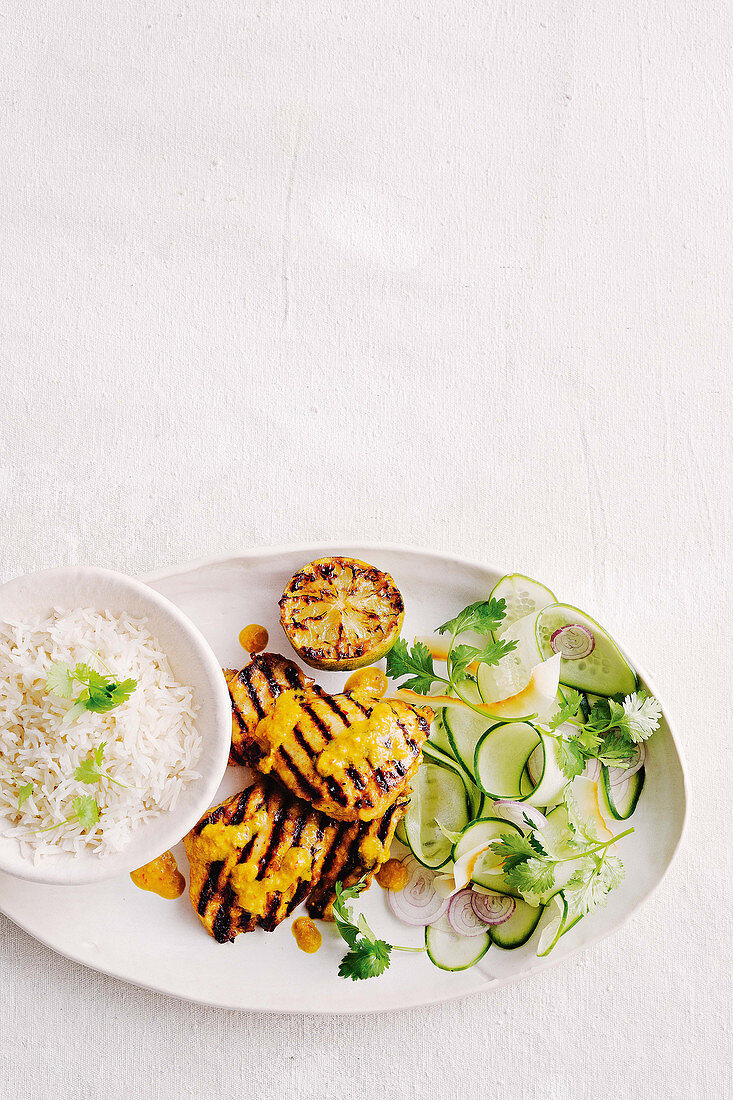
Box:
(0, 545, 686, 1013)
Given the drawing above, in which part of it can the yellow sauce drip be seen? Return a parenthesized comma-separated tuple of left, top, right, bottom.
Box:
(375, 857, 409, 891)
(344, 667, 388, 699)
(239, 624, 269, 653)
(291, 916, 322, 953)
(230, 846, 313, 918)
(130, 851, 185, 899)
(196, 810, 268, 862)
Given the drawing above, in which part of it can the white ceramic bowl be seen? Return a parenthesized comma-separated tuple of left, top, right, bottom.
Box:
(0, 566, 232, 885)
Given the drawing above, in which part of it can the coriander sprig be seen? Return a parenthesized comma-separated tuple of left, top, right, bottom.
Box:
(543, 689, 661, 780)
(46, 661, 137, 725)
(491, 822, 632, 909)
(34, 794, 100, 834)
(73, 742, 130, 789)
(333, 878, 424, 981)
(385, 597, 517, 718)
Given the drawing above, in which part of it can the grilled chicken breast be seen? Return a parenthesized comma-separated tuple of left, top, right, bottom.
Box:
(252, 686, 433, 822)
(185, 778, 328, 942)
(185, 778, 407, 941)
(224, 653, 314, 767)
(305, 793, 408, 920)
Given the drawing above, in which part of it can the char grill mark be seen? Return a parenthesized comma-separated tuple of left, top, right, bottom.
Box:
(197, 860, 224, 916)
(395, 717, 419, 754)
(277, 746, 323, 804)
(300, 701, 333, 740)
(347, 766, 365, 791)
(211, 882, 237, 943)
(324, 776, 349, 807)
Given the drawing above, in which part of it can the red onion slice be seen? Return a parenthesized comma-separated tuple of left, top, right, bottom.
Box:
(550, 624, 595, 660)
(447, 889, 493, 937)
(493, 799, 548, 833)
(387, 855, 449, 927)
(608, 743, 646, 786)
(583, 757, 601, 782)
(470, 891, 516, 926)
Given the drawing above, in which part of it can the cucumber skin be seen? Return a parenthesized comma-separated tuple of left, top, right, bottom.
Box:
(536, 603, 638, 698)
(403, 758, 471, 870)
(600, 765, 645, 820)
(425, 926, 491, 971)
(489, 900, 544, 949)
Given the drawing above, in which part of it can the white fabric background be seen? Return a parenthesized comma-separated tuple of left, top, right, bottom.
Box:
(0, 2, 730, 1098)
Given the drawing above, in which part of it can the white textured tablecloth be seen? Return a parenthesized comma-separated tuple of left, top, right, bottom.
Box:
(0, 3, 730, 1098)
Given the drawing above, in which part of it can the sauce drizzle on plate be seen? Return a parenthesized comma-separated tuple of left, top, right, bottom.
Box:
(130, 851, 186, 899)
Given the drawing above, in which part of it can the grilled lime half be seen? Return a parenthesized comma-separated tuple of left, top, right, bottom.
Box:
(279, 557, 405, 671)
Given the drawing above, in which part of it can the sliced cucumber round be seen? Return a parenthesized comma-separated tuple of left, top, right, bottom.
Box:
(537, 605, 637, 697)
(452, 817, 522, 897)
(501, 604, 637, 698)
(403, 757, 470, 869)
(394, 818, 408, 846)
(473, 723, 567, 808)
(600, 765, 645, 820)
(473, 722, 538, 799)
(488, 573, 557, 639)
(423, 733, 486, 819)
(443, 677, 492, 778)
(489, 898, 543, 949)
(425, 918, 491, 971)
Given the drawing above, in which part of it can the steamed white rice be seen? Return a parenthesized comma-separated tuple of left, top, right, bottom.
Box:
(0, 608, 201, 861)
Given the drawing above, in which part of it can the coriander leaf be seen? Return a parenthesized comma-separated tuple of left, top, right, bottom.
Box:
(489, 831, 539, 872)
(547, 688, 583, 731)
(72, 794, 99, 830)
(563, 858, 616, 916)
(557, 738, 586, 781)
(356, 913, 377, 944)
(385, 638, 438, 694)
(437, 598, 508, 638)
(471, 637, 518, 669)
(74, 756, 102, 785)
(17, 781, 33, 809)
(448, 644, 478, 680)
(92, 742, 106, 767)
(586, 697, 625, 733)
(619, 692, 662, 743)
(69, 663, 94, 684)
(599, 852, 625, 892)
(85, 674, 137, 713)
(332, 879, 365, 949)
(46, 662, 75, 699)
(448, 637, 517, 685)
(504, 857, 555, 899)
(61, 696, 89, 727)
(596, 735, 638, 767)
(338, 940, 392, 981)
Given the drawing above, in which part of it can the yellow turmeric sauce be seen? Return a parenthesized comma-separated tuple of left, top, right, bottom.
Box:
(375, 858, 409, 891)
(314, 700, 411, 781)
(230, 847, 312, 918)
(344, 666, 388, 699)
(130, 851, 186, 899)
(239, 624, 269, 653)
(195, 810, 267, 862)
(291, 916, 322, 953)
